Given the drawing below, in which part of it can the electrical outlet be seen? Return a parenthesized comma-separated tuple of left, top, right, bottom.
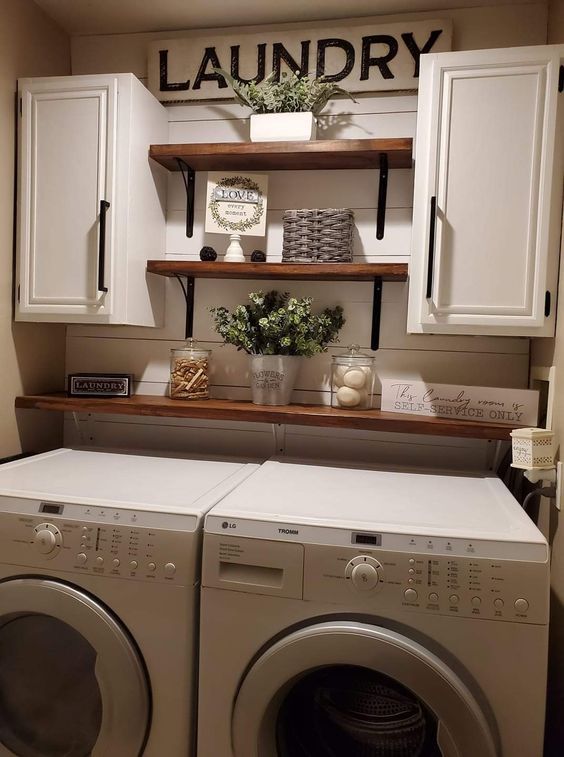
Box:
(556, 461, 563, 511)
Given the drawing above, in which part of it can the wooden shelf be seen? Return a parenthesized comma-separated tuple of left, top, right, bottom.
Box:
(149, 138, 413, 172)
(147, 261, 407, 348)
(146, 261, 408, 282)
(16, 394, 517, 441)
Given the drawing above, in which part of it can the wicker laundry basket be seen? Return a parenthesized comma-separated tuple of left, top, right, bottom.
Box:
(282, 208, 354, 263)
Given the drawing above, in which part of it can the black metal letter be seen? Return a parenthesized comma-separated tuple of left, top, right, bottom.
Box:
(193, 47, 228, 90)
(401, 30, 443, 77)
(360, 35, 398, 81)
(272, 41, 311, 81)
(230, 44, 267, 84)
(159, 49, 190, 92)
(316, 38, 355, 82)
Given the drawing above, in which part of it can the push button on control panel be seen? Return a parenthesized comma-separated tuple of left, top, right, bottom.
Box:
(404, 588, 418, 602)
(164, 562, 177, 576)
(514, 598, 529, 613)
(76, 553, 87, 565)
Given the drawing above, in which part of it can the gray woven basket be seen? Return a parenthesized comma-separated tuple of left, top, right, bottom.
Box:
(282, 208, 354, 263)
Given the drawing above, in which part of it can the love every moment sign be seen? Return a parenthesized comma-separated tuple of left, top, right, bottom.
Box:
(205, 172, 268, 236)
(381, 380, 539, 426)
(148, 18, 452, 103)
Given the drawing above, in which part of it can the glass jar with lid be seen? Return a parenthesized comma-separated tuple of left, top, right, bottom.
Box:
(169, 339, 210, 400)
(331, 345, 374, 410)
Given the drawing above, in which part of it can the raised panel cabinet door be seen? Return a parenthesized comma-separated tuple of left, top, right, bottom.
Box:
(17, 76, 117, 317)
(408, 46, 564, 336)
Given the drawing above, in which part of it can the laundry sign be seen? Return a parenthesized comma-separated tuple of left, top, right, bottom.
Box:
(380, 380, 539, 426)
(148, 19, 452, 103)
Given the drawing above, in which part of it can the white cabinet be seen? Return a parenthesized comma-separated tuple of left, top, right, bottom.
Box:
(408, 45, 564, 337)
(16, 73, 168, 325)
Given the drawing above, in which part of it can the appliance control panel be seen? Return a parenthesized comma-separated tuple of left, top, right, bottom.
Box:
(0, 497, 199, 586)
(304, 543, 549, 625)
(203, 534, 548, 625)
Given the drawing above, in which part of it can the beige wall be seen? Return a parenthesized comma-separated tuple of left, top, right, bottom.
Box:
(0, 0, 70, 458)
(548, 0, 564, 42)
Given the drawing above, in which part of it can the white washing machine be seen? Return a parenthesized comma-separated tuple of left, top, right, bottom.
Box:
(198, 459, 549, 757)
(0, 447, 258, 757)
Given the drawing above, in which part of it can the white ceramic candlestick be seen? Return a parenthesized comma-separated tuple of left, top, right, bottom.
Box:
(224, 234, 245, 262)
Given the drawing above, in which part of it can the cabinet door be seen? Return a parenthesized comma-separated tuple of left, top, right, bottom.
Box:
(17, 76, 117, 318)
(408, 46, 564, 336)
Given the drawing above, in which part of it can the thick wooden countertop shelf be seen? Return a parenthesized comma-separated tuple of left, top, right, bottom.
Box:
(16, 394, 517, 441)
(149, 138, 413, 171)
(146, 261, 408, 282)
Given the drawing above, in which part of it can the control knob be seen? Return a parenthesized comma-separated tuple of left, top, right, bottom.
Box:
(345, 555, 383, 591)
(33, 523, 62, 558)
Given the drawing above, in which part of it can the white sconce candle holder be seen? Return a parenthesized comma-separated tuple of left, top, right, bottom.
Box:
(510, 427, 555, 470)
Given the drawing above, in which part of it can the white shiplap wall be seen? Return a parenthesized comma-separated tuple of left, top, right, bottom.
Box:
(65, 93, 529, 468)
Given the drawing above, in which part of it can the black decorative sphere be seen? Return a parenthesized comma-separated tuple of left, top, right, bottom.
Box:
(251, 249, 266, 262)
(199, 246, 217, 262)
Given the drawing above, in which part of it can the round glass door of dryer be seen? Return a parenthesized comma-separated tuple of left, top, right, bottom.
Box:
(0, 578, 150, 757)
(277, 665, 441, 756)
(232, 621, 499, 757)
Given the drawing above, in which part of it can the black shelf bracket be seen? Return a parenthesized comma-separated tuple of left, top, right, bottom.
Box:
(370, 277, 383, 351)
(376, 153, 389, 240)
(176, 158, 196, 238)
(173, 275, 195, 339)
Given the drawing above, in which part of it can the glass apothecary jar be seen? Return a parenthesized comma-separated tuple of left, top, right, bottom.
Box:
(331, 345, 374, 410)
(169, 339, 210, 400)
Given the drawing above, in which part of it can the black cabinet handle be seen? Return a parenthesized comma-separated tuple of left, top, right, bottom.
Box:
(425, 196, 437, 300)
(98, 200, 110, 293)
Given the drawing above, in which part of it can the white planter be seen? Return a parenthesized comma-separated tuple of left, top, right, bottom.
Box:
(249, 355, 301, 405)
(249, 112, 316, 143)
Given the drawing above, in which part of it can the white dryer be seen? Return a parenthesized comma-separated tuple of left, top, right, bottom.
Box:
(0, 448, 257, 757)
(198, 459, 549, 757)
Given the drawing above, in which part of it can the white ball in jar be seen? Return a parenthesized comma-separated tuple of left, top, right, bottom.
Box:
(336, 386, 361, 408)
(332, 364, 349, 388)
(343, 368, 367, 390)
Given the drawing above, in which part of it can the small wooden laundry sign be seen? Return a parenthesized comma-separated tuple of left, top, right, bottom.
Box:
(68, 373, 133, 398)
(380, 380, 539, 426)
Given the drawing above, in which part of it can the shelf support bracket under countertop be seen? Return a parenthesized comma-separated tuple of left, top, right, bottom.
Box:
(176, 158, 196, 238)
(173, 274, 195, 339)
(370, 277, 383, 351)
(376, 153, 388, 240)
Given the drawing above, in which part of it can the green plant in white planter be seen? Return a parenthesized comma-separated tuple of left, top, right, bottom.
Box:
(214, 69, 356, 142)
(210, 291, 345, 405)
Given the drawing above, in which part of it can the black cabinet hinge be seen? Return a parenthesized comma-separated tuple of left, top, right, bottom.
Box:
(545, 290, 551, 318)
(17, 285, 20, 303)
(559, 65, 564, 93)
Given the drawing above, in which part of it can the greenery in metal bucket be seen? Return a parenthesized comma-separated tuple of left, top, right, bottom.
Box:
(210, 291, 345, 356)
(214, 69, 356, 114)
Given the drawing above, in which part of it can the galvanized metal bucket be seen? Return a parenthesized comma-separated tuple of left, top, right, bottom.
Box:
(249, 355, 301, 406)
